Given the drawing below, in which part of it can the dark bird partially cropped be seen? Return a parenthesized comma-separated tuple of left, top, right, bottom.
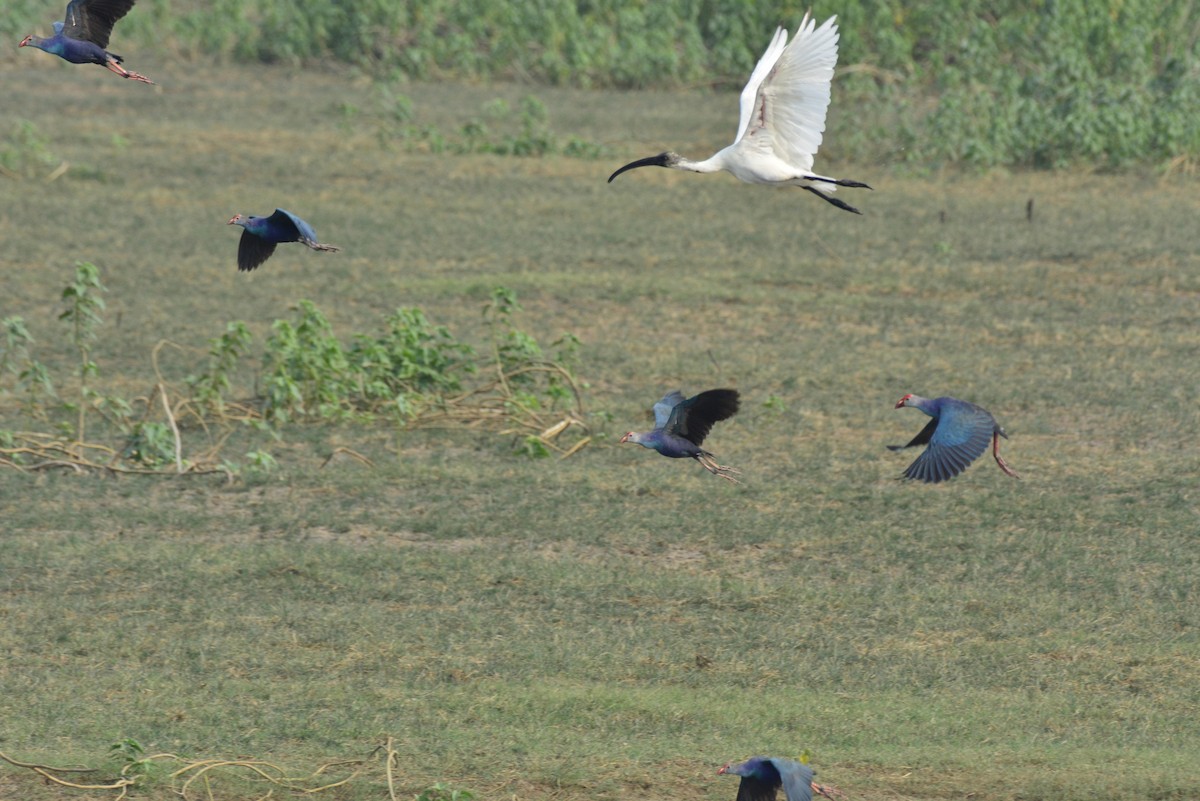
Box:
(718, 756, 840, 801)
(620, 389, 740, 481)
(19, 0, 155, 84)
(226, 209, 340, 272)
(890, 394, 1021, 483)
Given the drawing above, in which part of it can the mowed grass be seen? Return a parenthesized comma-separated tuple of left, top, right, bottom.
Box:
(2, 56, 1199, 800)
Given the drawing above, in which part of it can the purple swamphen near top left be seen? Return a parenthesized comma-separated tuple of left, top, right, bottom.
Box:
(227, 209, 340, 272)
(19, 0, 154, 84)
(620, 388, 741, 482)
(718, 756, 841, 801)
(890, 394, 1021, 483)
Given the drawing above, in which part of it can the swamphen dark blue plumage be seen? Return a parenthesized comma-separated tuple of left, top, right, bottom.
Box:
(718, 756, 840, 801)
(227, 209, 340, 272)
(891, 394, 1020, 483)
(620, 388, 740, 481)
(19, 0, 154, 84)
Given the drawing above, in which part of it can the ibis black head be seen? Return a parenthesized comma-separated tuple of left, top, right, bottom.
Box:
(607, 151, 681, 183)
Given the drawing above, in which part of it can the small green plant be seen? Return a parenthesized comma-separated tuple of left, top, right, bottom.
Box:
(762, 395, 787, 413)
(122, 421, 176, 467)
(187, 321, 253, 415)
(348, 306, 475, 419)
(415, 782, 475, 801)
(484, 288, 580, 406)
(261, 300, 358, 423)
(244, 449, 278, 473)
(0, 315, 56, 415)
(109, 737, 159, 784)
(58, 262, 107, 444)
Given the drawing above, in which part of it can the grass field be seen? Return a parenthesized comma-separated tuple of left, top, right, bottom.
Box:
(2, 55, 1199, 801)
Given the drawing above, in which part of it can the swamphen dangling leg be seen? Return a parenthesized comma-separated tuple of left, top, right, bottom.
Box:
(993, 431, 1021, 479)
(104, 56, 154, 83)
(695, 452, 741, 483)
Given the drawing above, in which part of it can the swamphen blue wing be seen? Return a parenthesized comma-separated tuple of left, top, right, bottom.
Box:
(652, 391, 686, 430)
(227, 209, 340, 272)
(61, 0, 133, 48)
(891, 394, 1021, 483)
(234, 229, 278, 273)
(718, 757, 839, 801)
(664, 388, 740, 446)
(621, 388, 741, 481)
(264, 209, 316, 243)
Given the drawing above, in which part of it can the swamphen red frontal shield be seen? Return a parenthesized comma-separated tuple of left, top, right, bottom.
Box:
(718, 756, 840, 801)
(227, 209, 340, 272)
(19, 0, 155, 84)
(891, 394, 1020, 483)
(620, 388, 740, 481)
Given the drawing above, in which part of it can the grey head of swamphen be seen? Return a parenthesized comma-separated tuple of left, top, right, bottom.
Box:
(620, 388, 740, 482)
(718, 756, 841, 801)
(890, 394, 1021, 483)
(19, 0, 154, 84)
(226, 209, 340, 272)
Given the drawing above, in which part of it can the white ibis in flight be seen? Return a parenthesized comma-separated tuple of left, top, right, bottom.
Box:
(608, 13, 870, 214)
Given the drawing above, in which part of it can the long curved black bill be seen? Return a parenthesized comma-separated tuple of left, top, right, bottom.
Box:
(607, 152, 671, 183)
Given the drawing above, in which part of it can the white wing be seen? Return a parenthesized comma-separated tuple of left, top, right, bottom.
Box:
(652, 391, 685, 430)
(733, 25, 789, 144)
(738, 14, 839, 173)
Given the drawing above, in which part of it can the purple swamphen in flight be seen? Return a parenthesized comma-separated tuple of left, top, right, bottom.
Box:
(227, 209, 340, 272)
(890, 394, 1021, 483)
(718, 756, 840, 801)
(19, 0, 155, 84)
(620, 389, 740, 482)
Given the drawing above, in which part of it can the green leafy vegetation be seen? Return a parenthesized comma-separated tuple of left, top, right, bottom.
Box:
(241, 290, 586, 451)
(1, 265, 588, 474)
(7, 0, 1197, 166)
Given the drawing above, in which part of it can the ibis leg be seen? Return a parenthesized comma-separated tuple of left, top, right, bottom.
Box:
(803, 186, 862, 215)
(806, 174, 873, 190)
(993, 431, 1021, 479)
